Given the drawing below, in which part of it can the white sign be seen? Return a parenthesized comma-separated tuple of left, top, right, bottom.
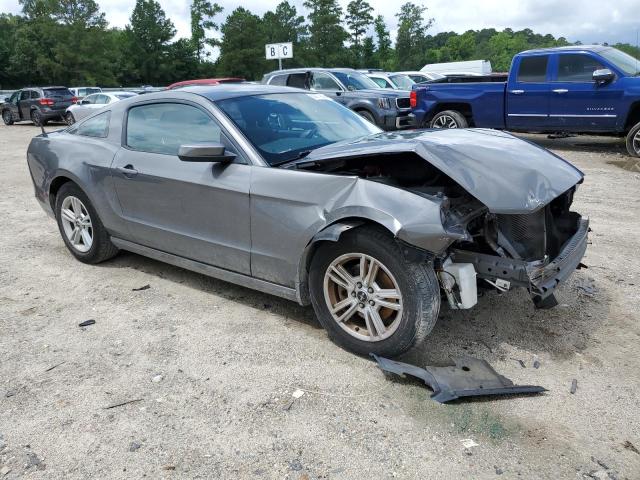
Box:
(265, 42, 293, 60)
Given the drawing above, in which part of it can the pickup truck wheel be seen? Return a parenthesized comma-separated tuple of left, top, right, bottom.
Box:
(626, 122, 640, 157)
(2, 110, 13, 125)
(430, 110, 468, 129)
(357, 110, 376, 125)
(55, 182, 119, 264)
(309, 226, 440, 357)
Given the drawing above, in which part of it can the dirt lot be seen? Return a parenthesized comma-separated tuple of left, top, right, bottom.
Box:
(1, 123, 639, 479)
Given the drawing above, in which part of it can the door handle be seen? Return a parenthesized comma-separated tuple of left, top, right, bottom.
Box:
(116, 165, 138, 177)
(509, 89, 524, 95)
(552, 89, 568, 94)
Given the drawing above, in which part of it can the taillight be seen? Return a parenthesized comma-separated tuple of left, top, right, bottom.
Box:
(409, 90, 417, 108)
(71, 96, 78, 104)
(39, 98, 54, 106)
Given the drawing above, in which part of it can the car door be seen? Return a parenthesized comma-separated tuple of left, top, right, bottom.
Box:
(5, 91, 20, 120)
(76, 94, 101, 120)
(548, 53, 622, 131)
(111, 100, 251, 274)
(506, 54, 551, 130)
(18, 90, 32, 119)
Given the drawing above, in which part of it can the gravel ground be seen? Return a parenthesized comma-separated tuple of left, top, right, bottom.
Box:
(1, 123, 639, 479)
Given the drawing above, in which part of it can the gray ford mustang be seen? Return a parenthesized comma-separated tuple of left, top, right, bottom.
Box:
(27, 84, 589, 357)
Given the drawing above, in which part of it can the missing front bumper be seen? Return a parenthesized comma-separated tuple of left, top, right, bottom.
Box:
(452, 217, 589, 300)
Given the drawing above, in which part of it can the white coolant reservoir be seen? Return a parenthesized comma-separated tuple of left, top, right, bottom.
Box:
(439, 261, 478, 309)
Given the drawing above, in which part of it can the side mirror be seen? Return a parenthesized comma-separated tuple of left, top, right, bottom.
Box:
(178, 142, 236, 163)
(3, 97, 9, 103)
(593, 68, 614, 83)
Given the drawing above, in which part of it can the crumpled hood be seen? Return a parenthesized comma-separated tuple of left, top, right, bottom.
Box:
(301, 128, 584, 214)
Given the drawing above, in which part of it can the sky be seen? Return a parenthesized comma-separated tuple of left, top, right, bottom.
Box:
(1, 0, 639, 47)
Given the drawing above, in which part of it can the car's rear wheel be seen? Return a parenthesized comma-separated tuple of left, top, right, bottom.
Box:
(31, 110, 46, 126)
(430, 110, 468, 129)
(2, 109, 13, 125)
(65, 112, 75, 125)
(626, 121, 640, 157)
(309, 226, 440, 357)
(357, 110, 376, 125)
(54, 182, 119, 264)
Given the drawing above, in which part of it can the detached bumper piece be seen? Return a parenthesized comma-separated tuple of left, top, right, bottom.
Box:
(371, 354, 546, 403)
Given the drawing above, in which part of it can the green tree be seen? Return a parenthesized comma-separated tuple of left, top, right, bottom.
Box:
(394, 2, 433, 70)
(190, 0, 223, 60)
(262, 1, 308, 68)
(217, 7, 269, 80)
(373, 14, 392, 69)
(345, 0, 373, 66)
(0, 14, 23, 88)
(126, 0, 176, 84)
(303, 0, 348, 66)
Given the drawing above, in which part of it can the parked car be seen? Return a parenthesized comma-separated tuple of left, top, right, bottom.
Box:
(262, 68, 415, 130)
(65, 91, 137, 124)
(396, 71, 445, 83)
(2, 86, 76, 126)
(69, 86, 102, 99)
(26, 84, 588, 357)
(167, 78, 245, 89)
(365, 72, 416, 90)
(411, 45, 640, 156)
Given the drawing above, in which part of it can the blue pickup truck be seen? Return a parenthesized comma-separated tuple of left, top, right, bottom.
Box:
(411, 45, 640, 156)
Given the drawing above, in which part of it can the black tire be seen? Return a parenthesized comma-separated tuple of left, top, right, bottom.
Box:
(429, 110, 468, 129)
(357, 110, 376, 125)
(31, 109, 44, 126)
(626, 121, 640, 157)
(65, 112, 75, 125)
(309, 226, 440, 357)
(2, 109, 13, 125)
(54, 182, 119, 264)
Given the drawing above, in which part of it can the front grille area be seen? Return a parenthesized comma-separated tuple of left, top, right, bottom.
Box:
(497, 209, 546, 261)
(396, 97, 411, 109)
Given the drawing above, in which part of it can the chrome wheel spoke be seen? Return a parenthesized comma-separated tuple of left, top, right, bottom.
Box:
(360, 256, 379, 286)
(331, 297, 354, 315)
(328, 264, 355, 290)
(71, 227, 82, 245)
(61, 208, 76, 223)
(80, 228, 92, 247)
(336, 302, 358, 323)
(365, 306, 387, 338)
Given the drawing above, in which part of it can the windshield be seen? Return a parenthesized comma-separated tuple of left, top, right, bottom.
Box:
(389, 74, 415, 90)
(216, 93, 381, 165)
(44, 88, 74, 98)
(600, 48, 640, 76)
(330, 71, 380, 90)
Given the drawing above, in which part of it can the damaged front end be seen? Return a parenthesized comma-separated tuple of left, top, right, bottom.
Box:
(444, 186, 589, 307)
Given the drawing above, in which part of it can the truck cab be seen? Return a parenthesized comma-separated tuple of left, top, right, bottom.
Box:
(411, 46, 640, 156)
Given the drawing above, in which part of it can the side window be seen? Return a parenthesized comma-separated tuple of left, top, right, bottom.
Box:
(78, 89, 86, 97)
(311, 72, 341, 91)
(75, 111, 110, 138)
(20, 90, 30, 101)
(557, 54, 605, 82)
(126, 103, 222, 156)
(95, 94, 109, 105)
(31, 91, 40, 99)
(371, 77, 390, 88)
(269, 74, 287, 86)
(517, 56, 549, 82)
(9, 91, 19, 103)
(287, 73, 308, 89)
(83, 94, 97, 104)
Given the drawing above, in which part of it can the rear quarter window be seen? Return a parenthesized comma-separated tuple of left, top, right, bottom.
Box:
(69, 111, 111, 138)
(517, 56, 549, 82)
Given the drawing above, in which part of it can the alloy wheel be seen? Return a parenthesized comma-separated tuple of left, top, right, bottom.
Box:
(634, 129, 640, 155)
(323, 253, 403, 342)
(2, 111, 11, 124)
(60, 196, 93, 253)
(432, 114, 459, 128)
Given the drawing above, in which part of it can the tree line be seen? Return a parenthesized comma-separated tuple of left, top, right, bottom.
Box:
(1, 0, 638, 89)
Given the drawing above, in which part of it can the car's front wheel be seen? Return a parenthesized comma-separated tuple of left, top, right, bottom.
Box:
(357, 110, 376, 125)
(54, 182, 119, 264)
(2, 109, 13, 125)
(626, 121, 640, 157)
(309, 226, 440, 357)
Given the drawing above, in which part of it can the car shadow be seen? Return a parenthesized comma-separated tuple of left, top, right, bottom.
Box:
(98, 251, 608, 365)
(514, 132, 628, 155)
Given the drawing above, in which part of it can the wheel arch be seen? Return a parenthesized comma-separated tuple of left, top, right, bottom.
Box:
(624, 101, 640, 131)
(48, 173, 91, 214)
(428, 103, 474, 126)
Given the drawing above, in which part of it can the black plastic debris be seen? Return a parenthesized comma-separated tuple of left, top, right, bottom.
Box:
(371, 354, 546, 403)
(132, 284, 150, 291)
(570, 378, 578, 394)
(78, 319, 96, 327)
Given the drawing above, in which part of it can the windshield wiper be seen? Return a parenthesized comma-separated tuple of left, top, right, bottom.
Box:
(271, 150, 313, 167)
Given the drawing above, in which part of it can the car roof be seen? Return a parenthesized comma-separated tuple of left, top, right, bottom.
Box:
(520, 45, 609, 55)
(167, 77, 245, 89)
(265, 67, 359, 76)
(133, 83, 302, 102)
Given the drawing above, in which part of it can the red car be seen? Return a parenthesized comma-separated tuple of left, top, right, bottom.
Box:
(166, 78, 245, 90)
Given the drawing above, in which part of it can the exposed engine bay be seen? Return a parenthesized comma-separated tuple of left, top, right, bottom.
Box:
(296, 152, 588, 308)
